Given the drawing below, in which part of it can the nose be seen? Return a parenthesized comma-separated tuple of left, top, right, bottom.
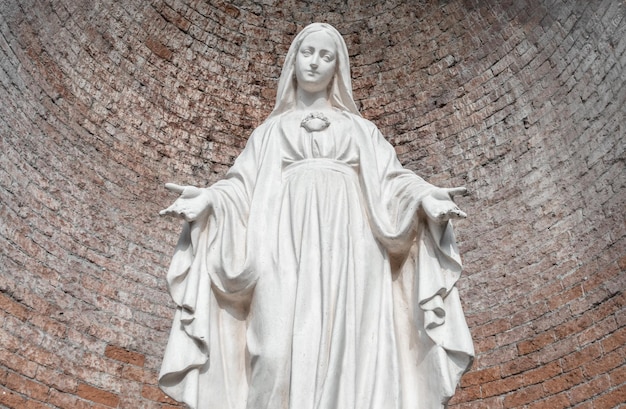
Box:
(310, 54, 320, 69)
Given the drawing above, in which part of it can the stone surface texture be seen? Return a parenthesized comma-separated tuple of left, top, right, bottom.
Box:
(0, 0, 624, 408)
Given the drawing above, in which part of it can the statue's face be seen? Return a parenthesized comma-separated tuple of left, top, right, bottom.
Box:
(295, 31, 337, 95)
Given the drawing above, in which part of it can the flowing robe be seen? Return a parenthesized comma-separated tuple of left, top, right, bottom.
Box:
(159, 111, 474, 409)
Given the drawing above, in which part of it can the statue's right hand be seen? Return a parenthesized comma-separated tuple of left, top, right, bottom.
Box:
(159, 183, 213, 222)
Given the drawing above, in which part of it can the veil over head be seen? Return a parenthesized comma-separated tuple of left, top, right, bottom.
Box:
(269, 23, 361, 117)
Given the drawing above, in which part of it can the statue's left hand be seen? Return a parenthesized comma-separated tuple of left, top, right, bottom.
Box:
(421, 186, 468, 222)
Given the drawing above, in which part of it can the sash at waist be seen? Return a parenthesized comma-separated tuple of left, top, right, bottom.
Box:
(283, 158, 356, 178)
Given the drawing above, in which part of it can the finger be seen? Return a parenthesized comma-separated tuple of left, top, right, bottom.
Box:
(165, 183, 186, 194)
(440, 207, 467, 220)
(159, 205, 182, 217)
(454, 209, 468, 218)
(444, 186, 468, 197)
(159, 207, 175, 216)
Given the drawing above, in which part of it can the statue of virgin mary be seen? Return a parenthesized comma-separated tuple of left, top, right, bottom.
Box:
(158, 23, 474, 409)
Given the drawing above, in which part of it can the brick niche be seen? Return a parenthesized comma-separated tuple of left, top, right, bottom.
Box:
(1, 0, 624, 408)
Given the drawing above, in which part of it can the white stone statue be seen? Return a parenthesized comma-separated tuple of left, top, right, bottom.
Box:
(158, 23, 474, 409)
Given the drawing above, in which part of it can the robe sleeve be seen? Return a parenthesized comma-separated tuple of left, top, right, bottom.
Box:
(357, 119, 474, 407)
(158, 125, 268, 408)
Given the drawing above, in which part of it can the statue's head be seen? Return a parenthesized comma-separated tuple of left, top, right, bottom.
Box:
(269, 23, 360, 118)
(293, 29, 338, 96)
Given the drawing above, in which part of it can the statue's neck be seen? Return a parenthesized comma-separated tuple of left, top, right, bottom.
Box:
(296, 88, 332, 112)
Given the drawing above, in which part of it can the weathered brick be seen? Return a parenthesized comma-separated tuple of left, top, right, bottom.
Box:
(34, 365, 77, 394)
(47, 388, 92, 409)
(141, 384, 180, 404)
(517, 330, 556, 355)
(543, 368, 586, 395)
(522, 360, 562, 385)
(592, 384, 626, 409)
(461, 366, 501, 387)
(0, 385, 28, 408)
(526, 393, 571, 409)
(567, 374, 611, 405)
(77, 383, 120, 407)
(608, 363, 626, 387)
(583, 348, 625, 379)
(0, 293, 31, 321)
(502, 383, 543, 408)
(4, 371, 49, 402)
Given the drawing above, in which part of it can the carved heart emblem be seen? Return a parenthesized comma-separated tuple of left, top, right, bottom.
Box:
(300, 112, 330, 132)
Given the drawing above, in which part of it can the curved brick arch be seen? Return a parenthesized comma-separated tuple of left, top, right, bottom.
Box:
(0, 0, 624, 408)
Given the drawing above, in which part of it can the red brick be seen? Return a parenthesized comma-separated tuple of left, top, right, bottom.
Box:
(543, 368, 585, 395)
(451, 384, 482, 403)
(121, 365, 154, 383)
(450, 395, 504, 409)
(477, 344, 518, 369)
(482, 374, 524, 398)
(0, 326, 22, 353)
(77, 383, 120, 407)
(577, 315, 618, 346)
(522, 360, 562, 385)
(537, 336, 580, 364)
(0, 385, 28, 408)
(141, 384, 180, 404)
(554, 313, 595, 341)
(473, 318, 511, 338)
(608, 364, 626, 387)
(104, 344, 146, 367)
(27, 313, 68, 339)
(526, 393, 571, 409)
(496, 324, 535, 348)
(0, 349, 39, 378)
(592, 384, 626, 409)
(47, 389, 92, 409)
(583, 348, 624, 378)
(34, 366, 77, 393)
(0, 293, 31, 321)
(547, 284, 584, 310)
(500, 355, 538, 377)
(475, 334, 497, 353)
(561, 342, 603, 372)
(567, 374, 611, 405)
(0, 367, 7, 385)
(4, 372, 49, 402)
(24, 400, 55, 409)
(461, 366, 501, 387)
(517, 330, 556, 355)
(570, 401, 594, 409)
(503, 383, 544, 408)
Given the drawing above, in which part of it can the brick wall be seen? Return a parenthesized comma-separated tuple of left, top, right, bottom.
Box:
(0, 0, 624, 408)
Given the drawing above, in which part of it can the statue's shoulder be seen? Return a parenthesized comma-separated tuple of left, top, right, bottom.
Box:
(245, 117, 280, 146)
(342, 111, 377, 130)
(341, 112, 383, 142)
(251, 118, 273, 136)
